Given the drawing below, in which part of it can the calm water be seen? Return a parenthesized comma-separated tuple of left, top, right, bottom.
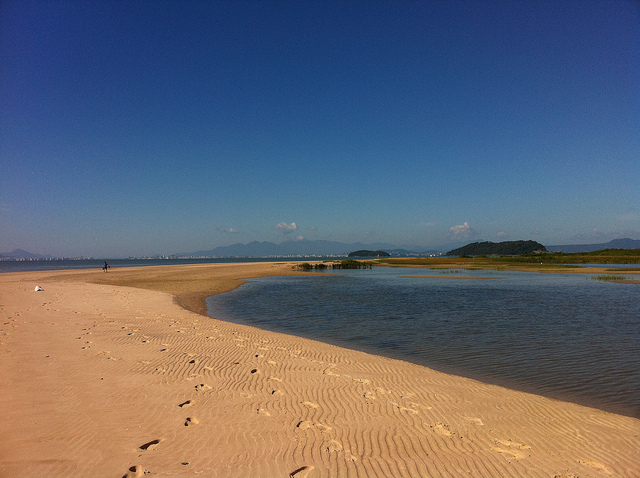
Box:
(207, 267, 640, 418)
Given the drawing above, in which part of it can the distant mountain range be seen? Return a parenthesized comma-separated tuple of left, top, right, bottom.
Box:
(179, 237, 640, 257)
(546, 238, 640, 253)
(0, 249, 54, 259)
(185, 238, 640, 258)
(177, 240, 439, 258)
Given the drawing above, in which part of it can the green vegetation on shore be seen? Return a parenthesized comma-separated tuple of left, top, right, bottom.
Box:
(297, 260, 372, 271)
(379, 248, 640, 269)
(512, 248, 640, 264)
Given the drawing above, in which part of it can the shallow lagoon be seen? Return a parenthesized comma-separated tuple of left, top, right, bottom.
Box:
(207, 266, 640, 418)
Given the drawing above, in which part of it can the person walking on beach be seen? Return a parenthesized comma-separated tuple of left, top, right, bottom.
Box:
(103, 261, 109, 272)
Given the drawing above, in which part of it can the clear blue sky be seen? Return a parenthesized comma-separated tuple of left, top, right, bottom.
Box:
(1, 0, 638, 257)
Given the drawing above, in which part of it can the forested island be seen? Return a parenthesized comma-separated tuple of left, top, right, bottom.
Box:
(348, 250, 391, 257)
(447, 240, 547, 256)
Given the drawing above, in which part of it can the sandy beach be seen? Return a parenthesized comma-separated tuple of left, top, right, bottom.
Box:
(1, 262, 638, 477)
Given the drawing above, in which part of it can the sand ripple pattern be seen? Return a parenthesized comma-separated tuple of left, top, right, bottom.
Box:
(1, 265, 639, 477)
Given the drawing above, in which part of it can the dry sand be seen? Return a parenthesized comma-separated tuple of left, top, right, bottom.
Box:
(1, 262, 638, 477)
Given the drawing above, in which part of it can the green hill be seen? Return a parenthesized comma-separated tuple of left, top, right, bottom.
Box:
(447, 240, 547, 256)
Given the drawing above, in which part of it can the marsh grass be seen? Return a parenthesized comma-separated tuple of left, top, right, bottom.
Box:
(380, 249, 640, 268)
(590, 275, 626, 282)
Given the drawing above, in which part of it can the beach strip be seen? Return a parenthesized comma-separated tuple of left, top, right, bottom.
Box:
(1, 262, 638, 477)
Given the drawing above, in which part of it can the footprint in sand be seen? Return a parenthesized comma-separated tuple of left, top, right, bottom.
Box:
(184, 416, 199, 426)
(492, 439, 531, 460)
(578, 460, 611, 475)
(296, 421, 332, 432)
(463, 417, 485, 426)
(122, 465, 145, 478)
(325, 440, 343, 452)
(178, 400, 193, 408)
(323, 440, 357, 461)
(289, 465, 314, 477)
(323, 369, 340, 376)
(271, 389, 284, 397)
(315, 423, 332, 433)
(257, 408, 271, 416)
(392, 402, 419, 414)
(195, 383, 212, 392)
(495, 439, 531, 450)
(139, 439, 162, 451)
(296, 420, 313, 430)
(431, 423, 453, 436)
(493, 447, 526, 460)
(302, 401, 319, 409)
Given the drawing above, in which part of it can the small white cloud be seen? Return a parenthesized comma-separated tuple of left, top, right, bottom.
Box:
(449, 222, 477, 241)
(295, 235, 305, 241)
(217, 226, 239, 234)
(497, 231, 509, 238)
(276, 222, 298, 234)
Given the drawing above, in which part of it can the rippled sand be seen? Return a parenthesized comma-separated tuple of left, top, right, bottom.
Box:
(1, 263, 638, 477)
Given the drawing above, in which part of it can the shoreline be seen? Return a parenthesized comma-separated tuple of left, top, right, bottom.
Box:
(1, 263, 639, 477)
(59, 260, 640, 316)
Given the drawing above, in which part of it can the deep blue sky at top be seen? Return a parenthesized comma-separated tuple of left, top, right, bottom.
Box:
(1, 0, 638, 257)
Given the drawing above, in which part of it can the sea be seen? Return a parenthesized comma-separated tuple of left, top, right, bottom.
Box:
(206, 266, 640, 419)
(4, 259, 638, 418)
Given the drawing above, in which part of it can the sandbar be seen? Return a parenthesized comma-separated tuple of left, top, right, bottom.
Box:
(1, 262, 638, 477)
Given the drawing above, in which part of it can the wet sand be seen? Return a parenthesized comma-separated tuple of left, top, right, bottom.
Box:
(1, 262, 638, 477)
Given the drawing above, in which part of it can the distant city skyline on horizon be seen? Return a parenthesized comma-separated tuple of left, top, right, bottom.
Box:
(2, 1, 638, 258)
